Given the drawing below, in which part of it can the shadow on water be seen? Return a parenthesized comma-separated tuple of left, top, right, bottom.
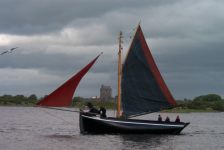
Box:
(45, 134, 74, 139)
(43, 133, 182, 150)
(119, 134, 183, 149)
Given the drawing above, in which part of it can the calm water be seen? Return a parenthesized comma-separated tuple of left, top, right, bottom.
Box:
(0, 107, 224, 150)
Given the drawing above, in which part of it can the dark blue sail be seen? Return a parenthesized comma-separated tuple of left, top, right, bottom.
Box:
(121, 25, 176, 117)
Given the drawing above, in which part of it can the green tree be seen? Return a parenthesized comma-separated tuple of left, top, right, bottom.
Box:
(28, 94, 37, 100)
(194, 94, 222, 102)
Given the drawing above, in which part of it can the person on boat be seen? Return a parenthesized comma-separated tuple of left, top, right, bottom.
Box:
(175, 115, 180, 123)
(158, 114, 162, 122)
(99, 107, 107, 118)
(165, 116, 170, 122)
(85, 102, 100, 116)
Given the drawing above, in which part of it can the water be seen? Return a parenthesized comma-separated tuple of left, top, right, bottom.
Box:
(0, 107, 224, 150)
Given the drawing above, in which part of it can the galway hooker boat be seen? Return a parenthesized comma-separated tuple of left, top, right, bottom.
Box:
(79, 25, 189, 134)
(37, 24, 189, 134)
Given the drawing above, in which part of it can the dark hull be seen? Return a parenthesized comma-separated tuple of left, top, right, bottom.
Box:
(79, 112, 190, 134)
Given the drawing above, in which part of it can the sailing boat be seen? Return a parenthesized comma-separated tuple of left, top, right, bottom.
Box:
(37, 25, 189, 134)
(79, 25, 189, 134)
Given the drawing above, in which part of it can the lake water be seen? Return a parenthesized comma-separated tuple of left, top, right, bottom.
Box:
(0, 107, 224, 150)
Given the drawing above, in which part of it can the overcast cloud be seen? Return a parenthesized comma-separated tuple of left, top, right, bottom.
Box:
(0, 0, 223, 99)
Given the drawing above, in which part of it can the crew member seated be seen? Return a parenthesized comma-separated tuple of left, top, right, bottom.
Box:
(158, 114, 162, 122)
(85, 102, 100, 116)
(99, 107, 107, 118)
(165, 116, 170, 122)
(175, 115, 180, 123)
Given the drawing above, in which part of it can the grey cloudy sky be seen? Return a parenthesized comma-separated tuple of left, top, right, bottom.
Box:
(0, 0, 223, 99)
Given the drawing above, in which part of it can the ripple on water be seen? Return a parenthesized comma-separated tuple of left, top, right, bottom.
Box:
(0, 107, 224, 150)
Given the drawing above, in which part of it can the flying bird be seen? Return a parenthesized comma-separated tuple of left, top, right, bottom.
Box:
(0, 47, 19, 56)
(9, 47, 19, 53)
(0, 51, 8, 55)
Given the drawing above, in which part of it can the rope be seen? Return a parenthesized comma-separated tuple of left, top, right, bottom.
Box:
(39, 107, 75, 126)
(39, 106, 80, 113)
(37, 106, 101, 125)
(37, 106, 99, 115)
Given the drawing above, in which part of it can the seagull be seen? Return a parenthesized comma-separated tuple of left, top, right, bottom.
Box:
(0, 47, 19, 56)
(0, 50, 8, 55)
(9, 47, 19, 53)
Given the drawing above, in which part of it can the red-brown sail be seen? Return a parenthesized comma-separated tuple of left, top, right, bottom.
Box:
(37, 54, 101, 107)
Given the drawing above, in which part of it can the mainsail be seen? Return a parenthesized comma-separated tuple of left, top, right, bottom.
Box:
(121, 25, 176, 117)
(37, 54, 101, 107)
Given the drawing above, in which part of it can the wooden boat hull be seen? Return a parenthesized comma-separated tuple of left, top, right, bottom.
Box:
(79, 112, 190, 134)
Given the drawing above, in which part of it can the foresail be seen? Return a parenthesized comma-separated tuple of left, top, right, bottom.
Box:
(121, 25, 176, 117)
(36, 54, 101, 107)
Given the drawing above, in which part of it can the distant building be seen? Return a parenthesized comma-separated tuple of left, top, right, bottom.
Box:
(100, 85, 112, 101)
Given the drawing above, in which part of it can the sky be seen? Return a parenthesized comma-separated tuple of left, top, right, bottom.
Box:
(0, 0, 224, 99)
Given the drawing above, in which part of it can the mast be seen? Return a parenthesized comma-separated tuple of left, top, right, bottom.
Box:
(117, 31, 123, 118)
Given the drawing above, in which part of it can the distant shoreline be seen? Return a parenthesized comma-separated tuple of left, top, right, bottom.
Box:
(1, 94, 224, 112)
(162, 108, 218, 113)
(0, 105, 221, 113)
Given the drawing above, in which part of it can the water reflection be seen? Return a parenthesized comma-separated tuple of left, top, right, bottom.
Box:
(119, 134, 176, 150)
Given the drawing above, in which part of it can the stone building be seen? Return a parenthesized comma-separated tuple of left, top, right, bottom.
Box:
(100, 85, 112, 101)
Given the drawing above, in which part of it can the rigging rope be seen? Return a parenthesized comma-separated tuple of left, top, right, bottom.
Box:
(39, 107, 75, 126)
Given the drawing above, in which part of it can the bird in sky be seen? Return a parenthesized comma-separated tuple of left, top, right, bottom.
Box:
(0, 51, 8, 55)
(9, 47, 19, 53)
(0, 47, 19, 56)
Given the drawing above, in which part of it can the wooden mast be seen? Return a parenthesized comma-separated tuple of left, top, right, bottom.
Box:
(116, 31, 123, 118)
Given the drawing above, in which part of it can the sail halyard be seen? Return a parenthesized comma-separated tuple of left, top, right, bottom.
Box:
(121, 25, 176, 117)
(36, 53, 102, 107)
(123, 22, 141, 63)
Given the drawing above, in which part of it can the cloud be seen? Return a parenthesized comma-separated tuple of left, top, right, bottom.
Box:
(0, 68, 61, 95)
(1, 0, 171, 35)
(0, 0, 224, 99)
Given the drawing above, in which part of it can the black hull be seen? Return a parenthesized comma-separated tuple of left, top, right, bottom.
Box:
(79, 112, 189, 134)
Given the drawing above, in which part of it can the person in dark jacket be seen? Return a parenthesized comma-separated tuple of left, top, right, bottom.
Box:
(99, 107, 107, 118)
(158, 114, 162, 122)
(175, 115, 180, 123)
(165, 116, 170, 122)
(86, 102, 100, 116)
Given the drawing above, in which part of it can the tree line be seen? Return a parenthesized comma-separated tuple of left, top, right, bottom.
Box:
(0, 94, 224, 111)
(175, 94, 224, 111)
(0, 94, 38, 106)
